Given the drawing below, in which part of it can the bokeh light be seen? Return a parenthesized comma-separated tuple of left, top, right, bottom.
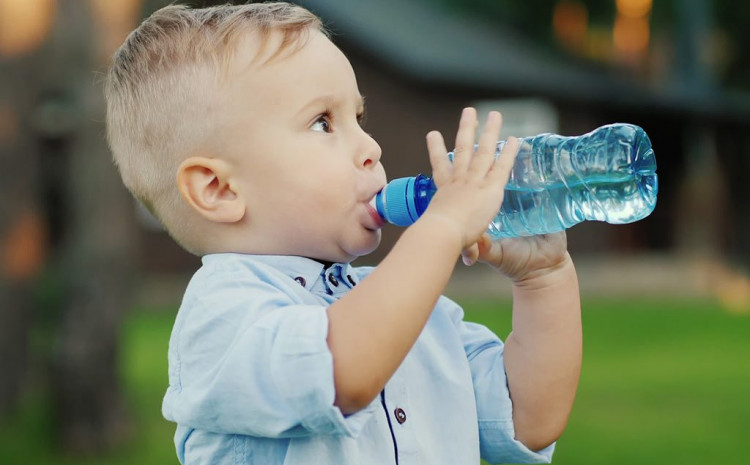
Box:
(616, 0, 653, 19)
(553, 0, 589, 52)
(88, 0, 144, 58)
(613, 15, 650, 57)
(0, 0, 56, 58)
(614, 0, 652, 62)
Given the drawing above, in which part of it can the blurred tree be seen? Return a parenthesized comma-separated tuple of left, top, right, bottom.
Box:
(1, 0, 140, 455)
(45, 0, 139, 454)
(715, 0, 750, 92)
(0, 0, 53, 420)
(0, 78, 42, 417)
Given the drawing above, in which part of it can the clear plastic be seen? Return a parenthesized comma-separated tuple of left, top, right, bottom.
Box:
(374, 123, 658, 238)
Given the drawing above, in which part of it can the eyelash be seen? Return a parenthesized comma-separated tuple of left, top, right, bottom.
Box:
(311, 112, 333, 133)
(311, 110, 366, 133)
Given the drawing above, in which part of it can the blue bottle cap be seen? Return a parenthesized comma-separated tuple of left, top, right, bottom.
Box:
(375, 176, 419, 227)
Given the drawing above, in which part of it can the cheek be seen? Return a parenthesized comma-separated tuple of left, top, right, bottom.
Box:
(301, 167, 357, 200)
(275, 160, 359, 217)
(281, 186, 346, 226)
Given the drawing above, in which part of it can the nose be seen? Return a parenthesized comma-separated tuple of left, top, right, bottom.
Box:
(358, 129, 382, 169)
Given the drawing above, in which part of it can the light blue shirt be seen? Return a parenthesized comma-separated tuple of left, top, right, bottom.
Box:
(162, 253, 554, 464)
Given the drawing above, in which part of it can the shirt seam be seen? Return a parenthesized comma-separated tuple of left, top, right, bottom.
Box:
(465, 340, 501, 361)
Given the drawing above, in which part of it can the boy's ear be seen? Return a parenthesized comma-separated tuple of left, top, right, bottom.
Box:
(177, 157, 246, 223)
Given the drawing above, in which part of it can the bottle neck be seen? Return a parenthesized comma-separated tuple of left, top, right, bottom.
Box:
(413, 174, 437, 217)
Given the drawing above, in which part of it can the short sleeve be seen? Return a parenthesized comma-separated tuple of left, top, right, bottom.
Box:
(162, 268, 378, 439)
(457, 309, 556, 464)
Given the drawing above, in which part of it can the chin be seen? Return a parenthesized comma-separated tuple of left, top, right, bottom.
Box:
(349, 236, 381, 260)
(318, 232, 382, 263)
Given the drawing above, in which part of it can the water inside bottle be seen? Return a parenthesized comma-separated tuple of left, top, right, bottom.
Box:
(486, 123, 658, 238)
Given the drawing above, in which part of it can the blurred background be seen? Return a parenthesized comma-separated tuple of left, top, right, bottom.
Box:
(0, 0, 748, 464)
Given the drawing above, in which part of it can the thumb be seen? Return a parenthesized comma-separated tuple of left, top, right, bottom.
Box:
(476, 233, 494, 257)
(475, 233, 502, 266)
(462, 243, 479, 266)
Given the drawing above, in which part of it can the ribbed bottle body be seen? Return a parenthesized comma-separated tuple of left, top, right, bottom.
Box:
(487, 123, 658, 238)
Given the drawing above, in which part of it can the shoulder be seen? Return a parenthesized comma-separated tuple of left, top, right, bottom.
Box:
(191, 253, 287, 282)
(171, 255, 323, 356)
(186, 254, 304, 299)
(178, 254, 311, 330)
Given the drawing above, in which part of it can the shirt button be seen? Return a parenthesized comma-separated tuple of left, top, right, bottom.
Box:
(394, 408, 406, 424)
(328, 274, 339, 287)
(294, 276, 306, 287)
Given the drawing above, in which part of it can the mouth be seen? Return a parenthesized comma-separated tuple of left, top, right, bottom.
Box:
(364, 198, 385, 230)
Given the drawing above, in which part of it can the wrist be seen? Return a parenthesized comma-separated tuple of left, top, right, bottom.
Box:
(512, 253, 576, 291)
(412, 212, 465, 253)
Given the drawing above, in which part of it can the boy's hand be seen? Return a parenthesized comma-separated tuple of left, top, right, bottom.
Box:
(421, 107, 519, 250)
(464, 232, 572, 284)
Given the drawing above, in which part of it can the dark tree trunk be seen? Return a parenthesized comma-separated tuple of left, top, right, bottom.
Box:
(39, 1, 138, 454)
(0, 50, 46, 418)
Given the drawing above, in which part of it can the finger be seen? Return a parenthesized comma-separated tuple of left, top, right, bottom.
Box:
(468, 111, 503, 177)
(476, 234, 511, 272)
(489, 135, 520, 186)
(426, 130, 451, 186)
(451, 107, 478, 174)
(475, 234, 496, 261)
(461, 243, 479, 266)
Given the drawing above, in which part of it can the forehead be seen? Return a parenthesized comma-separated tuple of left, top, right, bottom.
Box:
(230, 30, 360, 104)
(231, 25, 314, 68)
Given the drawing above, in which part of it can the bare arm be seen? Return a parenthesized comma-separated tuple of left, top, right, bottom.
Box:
(327, 108, 519, 414)
(504, 254, 581, 451)
(464, 225, 581, 451)
(326, 216, 462, 413)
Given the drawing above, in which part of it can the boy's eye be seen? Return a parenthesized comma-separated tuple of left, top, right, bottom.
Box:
(311, 113, 332, 133)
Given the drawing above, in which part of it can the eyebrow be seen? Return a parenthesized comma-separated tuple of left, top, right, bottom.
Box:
(297, 94, 367, 117)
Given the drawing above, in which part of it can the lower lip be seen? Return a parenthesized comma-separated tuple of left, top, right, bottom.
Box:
(365, 203, 384, 230)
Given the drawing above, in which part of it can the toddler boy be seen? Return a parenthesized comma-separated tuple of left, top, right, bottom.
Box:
(105, 3, 581, 464)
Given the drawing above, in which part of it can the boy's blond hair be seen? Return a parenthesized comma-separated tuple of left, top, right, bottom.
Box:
(104, 2, 324, 253)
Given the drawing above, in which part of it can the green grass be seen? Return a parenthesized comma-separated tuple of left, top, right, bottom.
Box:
(466, 296, 750, 465)
(0, 309, 177, 465)
(1, 297, 748, 464)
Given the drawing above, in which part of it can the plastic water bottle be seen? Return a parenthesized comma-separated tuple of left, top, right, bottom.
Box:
(373, 123, 658, 238)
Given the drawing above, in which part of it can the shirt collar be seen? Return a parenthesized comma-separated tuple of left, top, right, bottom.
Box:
(201, 253, 358, 291)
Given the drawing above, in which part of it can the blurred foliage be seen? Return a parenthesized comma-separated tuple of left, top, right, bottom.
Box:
(430, 0, 750, 93)
(714, 1, 750, 91)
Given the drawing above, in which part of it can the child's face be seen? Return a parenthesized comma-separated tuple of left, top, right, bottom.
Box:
(219, 30, 386, 262)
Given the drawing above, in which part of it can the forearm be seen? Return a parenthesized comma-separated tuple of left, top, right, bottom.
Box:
(327, 215, 462, 413)
(503, 254, 582, 451)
